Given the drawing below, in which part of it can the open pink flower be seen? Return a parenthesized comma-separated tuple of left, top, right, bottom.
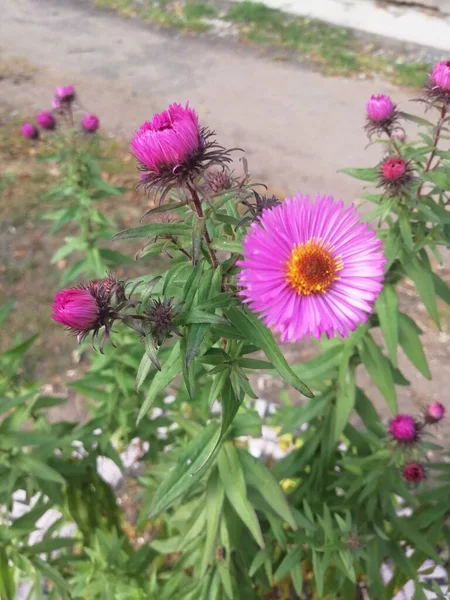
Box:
(238, 193, 385, 342)
(20, 122, 39, 139)
(52, 288, 99, 332)
(389, 414, 418, 444)
(425, 401, 445, 424)
(82, 114, 100, 133)
(131, 102, 233, 201)
(36, 111, 56, 130)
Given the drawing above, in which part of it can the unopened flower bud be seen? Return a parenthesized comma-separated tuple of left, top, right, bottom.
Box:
(424, 401, 445, 424)
(403, 462, 425, 483)
(20, 122, 39, 140)
(36, 111, 56, 130)
(55, 85, 75, 102)
(82, 114, 100, 133)
(389, 414, 419, 444)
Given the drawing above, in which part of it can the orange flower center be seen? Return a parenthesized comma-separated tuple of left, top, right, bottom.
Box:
(286, 239, 342, 296)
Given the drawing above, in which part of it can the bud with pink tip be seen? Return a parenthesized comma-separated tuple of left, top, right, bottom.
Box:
(403, 462, 425, 483)
(52, 287, 99, 332)
(131, 102, 234, 200)
(82, 114, 100, 133)
(364, 94, 399, 138)
(20, 122, 39, 140)
(52, 96, 62, 110)
(424, 401, 445, 424)
(388, 414, 419, 444)
(36, 111, 56, 130)
(55, 85, 75, 102)
(378, 156, 414, 198)
(366, 94, 394, 122)
(430, 61, 450, 91)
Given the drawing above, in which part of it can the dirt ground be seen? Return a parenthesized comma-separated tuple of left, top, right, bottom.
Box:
(1, 0, 449, 444)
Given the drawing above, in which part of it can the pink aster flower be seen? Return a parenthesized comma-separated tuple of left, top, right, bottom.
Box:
(20, 122, 39, 139)
(389, 414, 418, 444)
(55, 85, 75, 102)
(82, 114, 100, 133)
(366, 94, 394, 122)
(52, 288, 99, 332)
(237, 193, 386, 342)
(36, 111, 56, 130)
(430, 61, 450, 91)
(364, 94, 399, 138)
(130, 102, 233, 202)
(403, 462, 425, 483)
(424, 401, 445, 424)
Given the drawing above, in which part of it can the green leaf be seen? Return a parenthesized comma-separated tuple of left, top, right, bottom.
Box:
(148, 423, 220, 517)
(25, 537, 77, 555)
(335, 370, 356, 441)
(398, 111, 434, 128)
(274, 547, 303, 582)
(238, 449, 297, 530)
(181, 333, 196, 400)
(218, 443, 264, 548)
(291, 345, 343, 381)
(249, 546, 273, 577)
(136, 352, 153, 392)
(113, 222, 191, 241)
(137, 341, 181, 423)
(280, 394, 330, 434)
(1, 335, 38, 361)
(183, 310, 228, 325)
(15, 456, 65, 485)
(144, 335, 161, 371)
(211, 240, 243, 253)
(0, 548, 15, 600)
(398, 313, 431, 379)
(398, 210, 414, 251)
(226, 307, 313, 398)
(433, 272, 450, 305)
(185, 324, 210, 368)
(29, 556, 70, 594)
(403, 256, 440, 328)
(192, 216, 204, 265)
(375, 285, 399, 367)
(359, 334, 397, 413)
(339, 167, 378, 182)
(201, 469, 225, 576)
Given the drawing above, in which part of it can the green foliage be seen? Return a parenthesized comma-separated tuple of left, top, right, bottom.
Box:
(4, 81, 450, 598)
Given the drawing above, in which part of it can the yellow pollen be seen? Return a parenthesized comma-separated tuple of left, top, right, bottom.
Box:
(286, 238, 342, 296)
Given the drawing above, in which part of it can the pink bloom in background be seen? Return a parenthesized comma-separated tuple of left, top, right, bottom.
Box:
(389, 414, 418, 444)
(366, 94, 394, 122)
(55, 85, 75, 102)
(82, 114, 100, 133)
(20, 122, 38, 139)
(131, 103, 203, 175)
(52, 288, 99, 332)
(430, 61, 450, 91)
(403, 463, 425, 483)
(36, 111, 56, 130)
(238, 194, 386, 342)
(425, 401, 445, 424)
(382, 157, 406, 181)
(52, 96, 62, 110)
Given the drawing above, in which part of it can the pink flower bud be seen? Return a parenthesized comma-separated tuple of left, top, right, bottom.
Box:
(403, 462, 425, 483)
(389, 414, 418, 444)
(366, 94, 394, 122)
(430, 61, 450, 91)
(52, 96, 62, 110)
(81, 114, 100, 133)
(20, 122, 39, 140)
(382, 157, 407, 181)
(55, 85, 75, 102)
(36, 111, 56, 130)
(425, 401, 445, 424)
(52, 288, 99, 332)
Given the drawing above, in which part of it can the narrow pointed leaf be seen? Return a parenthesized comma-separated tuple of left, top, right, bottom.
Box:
(398, 313, 431, 379)
(375, 285, 399, 367)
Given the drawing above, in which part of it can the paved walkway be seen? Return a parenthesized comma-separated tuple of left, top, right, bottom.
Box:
(1, 0, 413, 203)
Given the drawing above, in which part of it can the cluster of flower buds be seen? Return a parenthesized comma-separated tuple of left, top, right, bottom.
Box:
(52, 273, 180, 356)
(20, 84, 100, 140)
(388, 401, 446, 484)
